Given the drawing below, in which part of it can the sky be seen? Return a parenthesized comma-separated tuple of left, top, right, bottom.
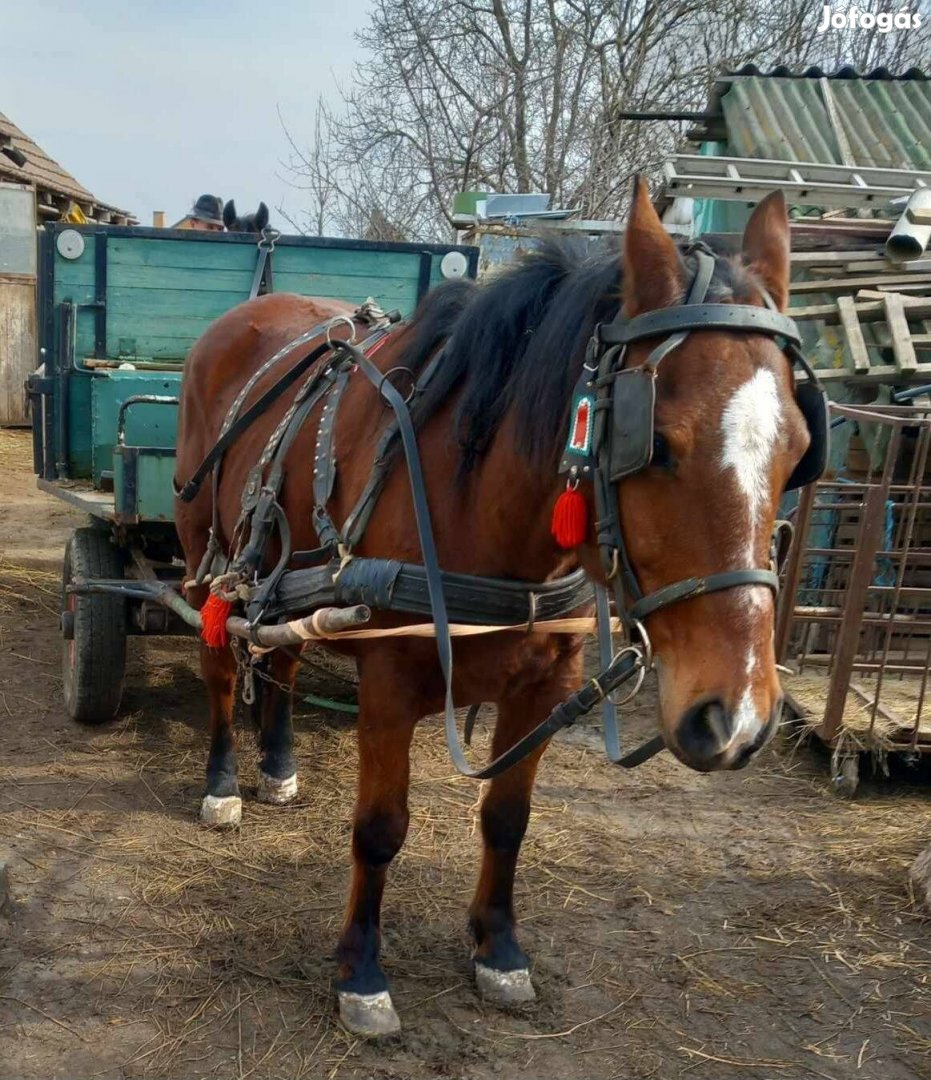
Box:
(2, 0, 370, 227)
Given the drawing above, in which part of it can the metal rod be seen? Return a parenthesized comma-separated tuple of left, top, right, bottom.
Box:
(613, 110, 714, 122)
(776, 482, 817, 662)
(821, 485, 888, 741)
(68, 577, 372, 642)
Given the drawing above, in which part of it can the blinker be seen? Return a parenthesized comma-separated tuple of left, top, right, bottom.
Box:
(785, 380, 829, 491)
(608, 368, 656, 481)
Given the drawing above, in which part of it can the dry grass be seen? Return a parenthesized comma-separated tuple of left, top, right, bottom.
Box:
(0, 557, 60, 617)
(0, 427, 32, 470)
(1, 560, 930, 1079)
(783, 670, 931, 755)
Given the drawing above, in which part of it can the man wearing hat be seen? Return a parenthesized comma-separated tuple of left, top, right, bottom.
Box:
(172, 194, 225, 231)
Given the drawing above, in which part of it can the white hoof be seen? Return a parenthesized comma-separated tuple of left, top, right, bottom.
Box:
(200, 794, 242, 828)
(475, 963, 536, 1004)
(338, 990, 401, 1037)
(256, 772, 298, 805)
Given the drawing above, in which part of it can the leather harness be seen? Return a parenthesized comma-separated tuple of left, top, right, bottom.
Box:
(176, 248, 828, 779)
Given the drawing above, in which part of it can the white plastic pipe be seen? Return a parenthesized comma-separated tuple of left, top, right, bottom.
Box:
(885, 189, 931, 262)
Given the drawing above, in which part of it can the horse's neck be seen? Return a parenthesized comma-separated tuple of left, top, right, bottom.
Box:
(428, 411, 573, 583)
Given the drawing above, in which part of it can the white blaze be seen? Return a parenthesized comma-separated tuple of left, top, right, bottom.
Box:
(720, 369, 782, 733)
(720, 368, 782, 539)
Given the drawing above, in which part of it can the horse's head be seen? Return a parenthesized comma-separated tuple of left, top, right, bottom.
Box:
(223, 199, 270, 233)
(601, 181, 812, 773)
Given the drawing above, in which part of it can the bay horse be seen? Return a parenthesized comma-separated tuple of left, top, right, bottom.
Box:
(174, 183, 810, 1036)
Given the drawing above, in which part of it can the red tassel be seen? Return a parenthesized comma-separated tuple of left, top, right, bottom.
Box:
(551, 484, 588, 549)
(200, 592, 233, 649)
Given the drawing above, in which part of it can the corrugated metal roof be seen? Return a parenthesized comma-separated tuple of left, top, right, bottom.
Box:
(725, 64, 929, 81)
(719, 76, 931, 170)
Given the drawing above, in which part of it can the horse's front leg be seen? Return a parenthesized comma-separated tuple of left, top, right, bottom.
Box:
(199, 641, 242, 827)
(254, 649, 299, 804)
(469, 683, 569, 1004)
(336, 656, 418, 1037)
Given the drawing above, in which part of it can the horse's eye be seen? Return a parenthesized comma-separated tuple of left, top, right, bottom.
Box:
(652, 432, 673, 469)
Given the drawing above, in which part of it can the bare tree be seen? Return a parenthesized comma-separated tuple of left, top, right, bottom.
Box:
(282, 0, 931, 240)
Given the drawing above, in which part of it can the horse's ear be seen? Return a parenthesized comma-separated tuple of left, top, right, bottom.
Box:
(223, 200, 237, 229)
(741, 191, 790, 311)
(623, 176, 684, 316)
(255, 202, 269, 230)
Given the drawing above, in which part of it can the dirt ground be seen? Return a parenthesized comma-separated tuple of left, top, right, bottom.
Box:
(1, 427, 929, 1080)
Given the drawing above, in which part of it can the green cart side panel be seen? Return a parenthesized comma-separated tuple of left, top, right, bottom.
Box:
(113, 448, 177, 522)
(38, 225, 476, 517)
(90, 372, 180, 485)
(49, 231, 468, 364)
(66, 374, 94, 477)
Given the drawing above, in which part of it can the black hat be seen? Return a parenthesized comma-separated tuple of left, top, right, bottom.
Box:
(189, 194, 224, 226)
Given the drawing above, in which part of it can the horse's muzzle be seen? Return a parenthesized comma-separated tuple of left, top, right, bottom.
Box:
(670, 697, 779, 772)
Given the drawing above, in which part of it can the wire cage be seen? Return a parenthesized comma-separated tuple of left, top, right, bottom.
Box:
(776, 398, 931, 779)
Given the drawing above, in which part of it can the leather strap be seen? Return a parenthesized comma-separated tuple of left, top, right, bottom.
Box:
(176, 340, 333, 502)
(312, 367, 352, 549)
(348, 342, 643, 779)
(600, 303, 802, 347)
(629, 568, 780, 623)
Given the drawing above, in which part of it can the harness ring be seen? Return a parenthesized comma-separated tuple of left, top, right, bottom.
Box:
(378, 367, 418, 405)
(325, 316, 357, 347)
(608, 648, 648, 707)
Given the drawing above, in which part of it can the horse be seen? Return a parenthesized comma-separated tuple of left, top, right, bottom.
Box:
(174, 181, 811, 1036)
(223, 199, 270, 234)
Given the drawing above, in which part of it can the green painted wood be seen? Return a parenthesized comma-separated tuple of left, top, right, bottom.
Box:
(107, 236, 257, 271)
(66, 375, 93, 477)
(107, 289, 245, 319)
(90, 372, 180, 483)
(54, 261, 97, 289)
(50, 228, 474, 490)
(106, 265, 254, 292)
(272, 272, 418, 299)
(271, 245, 422, 279)
(113, 448, 177, 521)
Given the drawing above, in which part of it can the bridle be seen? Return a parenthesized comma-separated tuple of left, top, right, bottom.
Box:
(559, 245, 829, 766)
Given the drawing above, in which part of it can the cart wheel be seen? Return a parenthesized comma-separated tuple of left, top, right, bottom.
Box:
(61, 527, 127, 724)
(830, 749, 860, 799)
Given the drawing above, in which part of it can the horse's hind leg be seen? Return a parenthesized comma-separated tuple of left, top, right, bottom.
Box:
(255, 649, 299, 804)
(335, 659, 417, 1037)
(199, 642, 242, 827)
(469, 688, 562, 1005)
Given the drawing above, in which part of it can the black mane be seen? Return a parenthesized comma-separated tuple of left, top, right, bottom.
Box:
(400, 235, 751, 474)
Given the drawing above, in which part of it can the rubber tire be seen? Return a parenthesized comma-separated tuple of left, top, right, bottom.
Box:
(62, 527, 127, 724)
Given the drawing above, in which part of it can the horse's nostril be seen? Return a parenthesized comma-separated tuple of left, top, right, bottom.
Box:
(676, 698, 734, 762)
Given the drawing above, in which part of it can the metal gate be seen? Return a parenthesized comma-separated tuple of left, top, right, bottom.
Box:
(777, 399, 931, 770)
